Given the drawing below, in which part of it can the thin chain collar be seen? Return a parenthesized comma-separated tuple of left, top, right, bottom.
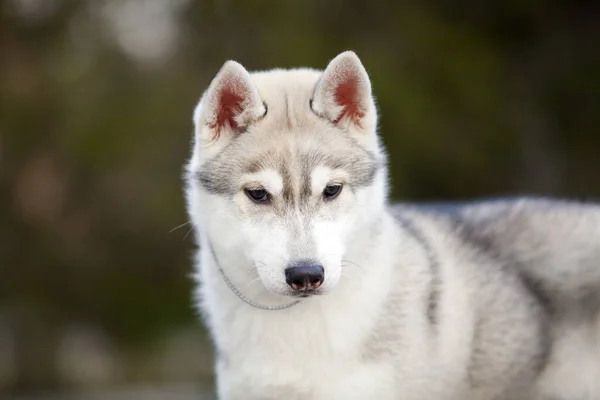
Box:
(206, 215, 436, 313)
(207, 241, 301, 311)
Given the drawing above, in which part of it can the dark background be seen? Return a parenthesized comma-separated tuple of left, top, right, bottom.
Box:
(1, 0, 599, 397)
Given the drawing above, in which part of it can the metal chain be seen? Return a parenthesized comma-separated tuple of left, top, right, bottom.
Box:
(207, 241, 301, 311)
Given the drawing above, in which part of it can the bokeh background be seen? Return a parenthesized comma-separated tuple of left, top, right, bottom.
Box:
(1, 0, 599, 398)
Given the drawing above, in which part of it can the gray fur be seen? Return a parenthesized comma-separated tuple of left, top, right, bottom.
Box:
(186, 52, 600, 400)
(394, 214, 441, 328)
(196, 127, 380, 209)
(389, 198, 600, 398)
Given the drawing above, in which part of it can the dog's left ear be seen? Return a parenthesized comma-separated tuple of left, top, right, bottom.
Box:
(311, 51, 376, 132)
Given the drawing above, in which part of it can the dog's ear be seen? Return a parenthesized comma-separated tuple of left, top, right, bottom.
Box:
(194, 61, 266, 143)
(311, 51, 375, 132)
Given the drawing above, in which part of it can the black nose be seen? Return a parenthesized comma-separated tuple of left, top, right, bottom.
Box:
(285, 262, 324, 291)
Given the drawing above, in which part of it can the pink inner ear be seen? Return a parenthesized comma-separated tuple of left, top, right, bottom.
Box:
(208, 82, 245, 140)
(333, 75, 365, 127)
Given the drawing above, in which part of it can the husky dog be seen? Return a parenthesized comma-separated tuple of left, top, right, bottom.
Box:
(184, 51, 600, 399)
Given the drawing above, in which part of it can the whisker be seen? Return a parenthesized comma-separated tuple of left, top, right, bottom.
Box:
(341, 259, 365, 275)
(246, 266, 258, 274)
(254, 261, 267, 267)
(183, 225, 195, 240)
(169, 221, 192, 233)
(246, 276, 262, 289)
(341, 259, 364, 271)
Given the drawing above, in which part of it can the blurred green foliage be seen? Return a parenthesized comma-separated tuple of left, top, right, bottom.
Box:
(0, 0, 599, 394)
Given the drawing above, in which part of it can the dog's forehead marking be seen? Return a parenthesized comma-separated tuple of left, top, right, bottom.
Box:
(197, 127, 380, 200)
(309, 165, 348, 195)
(241, 169, 284, 195)
(310, 166, 332, 195)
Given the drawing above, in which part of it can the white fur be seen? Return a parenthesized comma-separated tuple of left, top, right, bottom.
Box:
(241, 169, 283, 196)
(185, 51, 600, 399)
(186, 51, 407, 399)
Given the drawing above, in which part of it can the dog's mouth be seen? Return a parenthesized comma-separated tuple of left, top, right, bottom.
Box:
(289, 289, 326, 298)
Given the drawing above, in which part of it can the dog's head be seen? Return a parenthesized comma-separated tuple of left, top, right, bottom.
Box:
(186, 51, 386, 297)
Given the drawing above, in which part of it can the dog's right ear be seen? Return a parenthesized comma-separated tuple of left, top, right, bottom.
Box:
(194, 61, 266, 144)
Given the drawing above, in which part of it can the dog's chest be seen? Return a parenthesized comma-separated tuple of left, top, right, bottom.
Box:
(213, 301, 397, 399)
(220, 341, 396, 400)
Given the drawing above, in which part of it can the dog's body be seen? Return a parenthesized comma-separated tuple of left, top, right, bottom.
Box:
(185, 51, 600, 399)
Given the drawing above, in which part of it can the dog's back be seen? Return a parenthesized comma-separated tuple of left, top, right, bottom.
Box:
(394, 198, 600, 399)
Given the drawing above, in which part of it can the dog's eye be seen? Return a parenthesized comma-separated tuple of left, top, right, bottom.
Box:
(323, 184, 342, 200)
(245, 188, 269, 203)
